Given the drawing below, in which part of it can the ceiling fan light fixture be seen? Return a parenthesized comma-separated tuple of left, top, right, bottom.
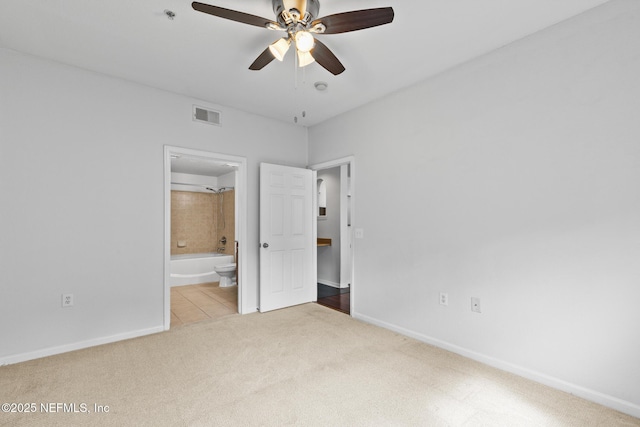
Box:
(294, 30, 315, 53)
(269, 37, 291, 61)
(297, 50, 315, 67)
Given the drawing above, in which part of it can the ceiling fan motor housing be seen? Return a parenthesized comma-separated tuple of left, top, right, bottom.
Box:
(273, 0, 319, 26)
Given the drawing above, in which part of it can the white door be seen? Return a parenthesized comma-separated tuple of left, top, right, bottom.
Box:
(259, 163, 316, 312)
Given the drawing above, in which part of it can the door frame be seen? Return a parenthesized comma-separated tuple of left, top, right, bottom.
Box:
(163, 146, 249, 330)
(308, 156, 355, 315)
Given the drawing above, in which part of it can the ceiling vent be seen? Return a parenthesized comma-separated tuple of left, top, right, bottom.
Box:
(193, 105, 221, 126)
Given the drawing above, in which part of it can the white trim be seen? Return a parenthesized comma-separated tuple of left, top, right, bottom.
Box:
(353, 311, 640, 420)
(0, 326, 163, 366)
(164, 146, 249, 328)
(309, 156, 356, 316)
(339, 164, 351, 288)
(312, 170, 318, 301)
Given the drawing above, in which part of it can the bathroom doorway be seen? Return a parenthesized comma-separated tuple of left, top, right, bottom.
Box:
(309, 157, 355, 315)
(163, 146, 248, 330)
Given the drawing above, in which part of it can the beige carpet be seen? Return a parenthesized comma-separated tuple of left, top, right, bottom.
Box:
(1, 304, 638, 427)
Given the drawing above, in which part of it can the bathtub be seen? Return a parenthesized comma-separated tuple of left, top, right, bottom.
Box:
(170, 253, 234, 287)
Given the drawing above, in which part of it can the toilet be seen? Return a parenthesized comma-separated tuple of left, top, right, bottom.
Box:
(215, 263, 236, 287)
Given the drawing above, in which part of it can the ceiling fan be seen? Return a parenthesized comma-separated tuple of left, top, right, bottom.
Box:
(192, 0, 394, 75)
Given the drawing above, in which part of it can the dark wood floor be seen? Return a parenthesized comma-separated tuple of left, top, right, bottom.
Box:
(316, 284, 350, 315)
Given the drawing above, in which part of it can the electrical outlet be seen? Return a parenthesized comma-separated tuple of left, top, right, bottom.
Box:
(62, 294, 74, 307)
(471, 297, 481, 313)
(439, 292, 448, 306)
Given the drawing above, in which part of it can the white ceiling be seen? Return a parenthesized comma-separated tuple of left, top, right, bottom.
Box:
(0, 0, 610, 127)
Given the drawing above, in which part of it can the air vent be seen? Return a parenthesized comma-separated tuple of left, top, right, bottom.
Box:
(193, 106, 221, 126)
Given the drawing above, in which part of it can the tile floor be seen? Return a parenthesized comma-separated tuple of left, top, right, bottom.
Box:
(170, 282, 238, 328)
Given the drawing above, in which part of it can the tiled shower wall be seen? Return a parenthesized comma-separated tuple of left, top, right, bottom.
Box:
(216, 190, 235, 256)
(171, 190, 235, 256)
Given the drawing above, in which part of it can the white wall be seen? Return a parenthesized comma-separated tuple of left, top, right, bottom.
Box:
(308, 0, 640, 417)
(316, 167, 341, 286)
(218, 171, 236, 189)
(0, 48, 307, 363)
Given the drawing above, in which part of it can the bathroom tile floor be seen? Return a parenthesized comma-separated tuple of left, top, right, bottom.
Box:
(170, 282, 237, 328)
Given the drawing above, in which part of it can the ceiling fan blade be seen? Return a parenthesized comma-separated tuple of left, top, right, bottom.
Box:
(312, 7, 394, 34)
(192, 2, 278, 29)
(249, 47, 276, 70)
(311, 39, 345, 75)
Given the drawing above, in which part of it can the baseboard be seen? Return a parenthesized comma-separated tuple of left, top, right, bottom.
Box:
(317, 279, 340, 288)
(0, 326, 165, 366)
(353, 311, 640, 420)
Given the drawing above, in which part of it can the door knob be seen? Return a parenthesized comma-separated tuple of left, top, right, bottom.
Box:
(262, 243, 269, 248)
